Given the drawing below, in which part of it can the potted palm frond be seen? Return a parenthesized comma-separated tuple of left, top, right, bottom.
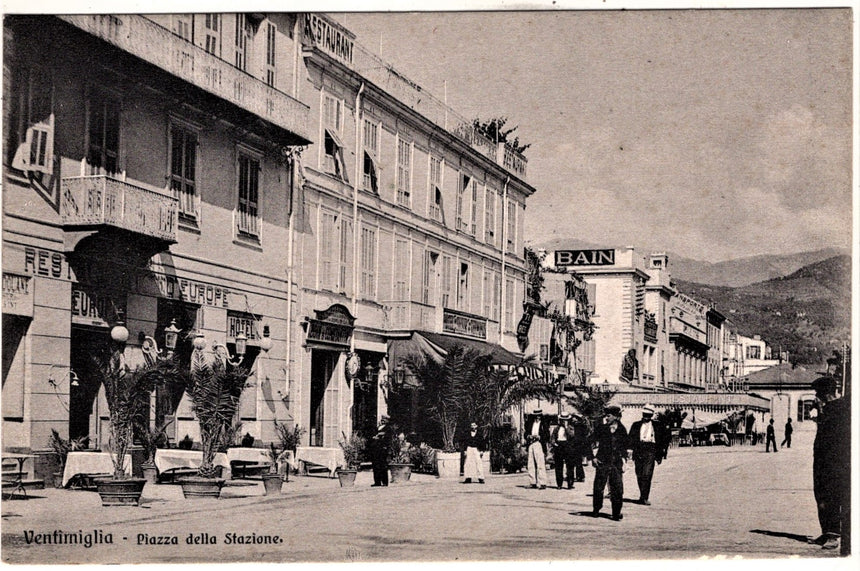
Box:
(336, 432, 365, 487)
(273, 421, 305, 482)
(137, 419, 173, 484)
(47, 429, 88, 488)
(180, 343, 250, 499)
(261, 443, 285, 495)
(91, 348, 176, 506)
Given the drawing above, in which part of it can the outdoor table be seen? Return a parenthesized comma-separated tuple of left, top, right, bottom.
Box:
(295, 446, 343, 478)
(226, 447, 272, 479)
(153, 449, 229, 478)
(3, 453, 36, 499)
(62, 452, 131, 488)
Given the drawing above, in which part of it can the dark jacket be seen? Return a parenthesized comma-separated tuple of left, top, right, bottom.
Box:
(813, 397, 850, 484)
(524, 416, 551, 454)
(588, 421, 629, 466)
(463, 431, 486, 452)
(628, 419, 669, 461)
(784, 421, 793, 436)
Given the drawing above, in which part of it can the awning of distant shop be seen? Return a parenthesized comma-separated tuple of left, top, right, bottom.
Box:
(681, 409, 745, 430)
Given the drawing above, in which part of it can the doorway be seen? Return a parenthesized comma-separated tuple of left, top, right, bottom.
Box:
(69, 326, 111, 446)
(310, 350, 337, 447)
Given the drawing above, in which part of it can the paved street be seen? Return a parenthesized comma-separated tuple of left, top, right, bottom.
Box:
(0, 425, 848, 564)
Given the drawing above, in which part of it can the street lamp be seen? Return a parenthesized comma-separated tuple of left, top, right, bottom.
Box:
(259, 325, 273, 353)
(192, 330, 246, 367)
(140, 319, 181, 361)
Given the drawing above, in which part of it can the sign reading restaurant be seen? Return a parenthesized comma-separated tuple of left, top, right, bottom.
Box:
(554, 249, 615, 267)
(303, 14, 354, 65)
(303, 303, 355, 350)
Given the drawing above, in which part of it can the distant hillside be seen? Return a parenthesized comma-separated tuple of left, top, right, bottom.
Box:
(675, 255, 851, 365)
(532, 239, 848, 287)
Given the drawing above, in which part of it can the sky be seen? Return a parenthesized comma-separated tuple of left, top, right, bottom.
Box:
(336, 8, 854, 262)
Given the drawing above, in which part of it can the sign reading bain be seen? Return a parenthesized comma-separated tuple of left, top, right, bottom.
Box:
(554, 249, 615, 267)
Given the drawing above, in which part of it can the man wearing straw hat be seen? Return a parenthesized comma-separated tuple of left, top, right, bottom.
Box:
(524, 409, 550, 489)
(628, 404, 669, 505)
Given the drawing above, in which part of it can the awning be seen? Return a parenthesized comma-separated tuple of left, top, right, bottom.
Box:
(388, 331, 520, 368)
(681, 409, 745, 430)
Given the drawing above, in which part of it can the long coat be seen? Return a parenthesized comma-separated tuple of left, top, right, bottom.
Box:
(588, 421, 629, 466)
(628, 419, 670, 461)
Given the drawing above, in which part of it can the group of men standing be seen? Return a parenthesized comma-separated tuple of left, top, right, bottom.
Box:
(523, 404, 670, 521)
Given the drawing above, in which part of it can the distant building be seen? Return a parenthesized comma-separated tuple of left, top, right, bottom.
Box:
(742, 362, 822, 427)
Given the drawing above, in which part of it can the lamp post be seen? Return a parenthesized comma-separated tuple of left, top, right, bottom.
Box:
(140, 319, 181, 362)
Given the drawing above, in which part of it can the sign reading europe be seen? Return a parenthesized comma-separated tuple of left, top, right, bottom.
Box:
(554, 249, 615, 267)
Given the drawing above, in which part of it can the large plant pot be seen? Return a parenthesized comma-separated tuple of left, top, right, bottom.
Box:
(95, 478, 147, 507)
(436, 452, 461, 479)
(141, 462, 158, 485)
(389, 463, 412, 484)
(261, 472, 282, 495)
(180, 476, 225, 499)
(337, 469, 357, 487)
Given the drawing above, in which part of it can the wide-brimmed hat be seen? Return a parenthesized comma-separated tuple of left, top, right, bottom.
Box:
(642, 404, 655, 416)
(812, 376, 837, 393)
(470, 422, 478, 428)
(605, 405, 622, 416)
(558, 413, 572, 421)
(532, 408, 543, 415)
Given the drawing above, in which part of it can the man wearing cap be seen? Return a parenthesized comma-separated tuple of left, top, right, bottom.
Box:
(628, 404, 669, 505)
(462, 422, 486, 484)
(524, 409, 550, 489)
(809, 376, 850, 552)
(570, 413, 590, 482)
(551, 413, 576, 490)
(369, 416, 393, 487)
(588, 405, 629, 520)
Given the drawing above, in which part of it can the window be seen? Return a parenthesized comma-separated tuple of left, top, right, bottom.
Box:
(323, 95, 347, 180)
(338, 217, 353, 294)
(441, 255, 453, 309)
(492, 273, 501, 322)
(505, 278, 515, 330)
(8, 66, 54, 176)
(396, 138, 412, 207)
(234, 14, 249, 71)
(423, 251, 438, 305)
(394, 239, 410, 300)
(484, 187, 495, 245)
(324, 94, 342, 131)
(457, 262, 469, 311)
(362, 120, 379, 193)
(483, 269, 492, 317)
(204, 14, 221, 55)
(237, 153, 260, 237)
(172, 15, 191, 40)
(169, 124, 198, 220)
(587, 282, 597, 316)
(320, 211, 337, 290)
(747, 345, 761, 360)
(506, 200, 517, 253)
(86, 89, 120, 175)
(428, 156, 443, 222)
(470, 179, 478, 236)
(265, 22, 277, 87)
(360, 227, 377, 299)
(457, 174, 470, 232)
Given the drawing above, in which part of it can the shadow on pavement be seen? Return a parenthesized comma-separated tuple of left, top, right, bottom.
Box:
(750, 529, 813, 543)
(571, 510, 615, 520)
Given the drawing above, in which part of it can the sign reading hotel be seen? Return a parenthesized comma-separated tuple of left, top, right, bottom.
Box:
(304, 14, 354, 65)
(443, 308, 487, 340)
(554, 249, 615, 267)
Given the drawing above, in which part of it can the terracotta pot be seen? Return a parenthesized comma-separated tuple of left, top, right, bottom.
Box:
(179, 476, 225, 499)
(389, 463, 412, 483)
(141, 462, 158, 485)
(435, 452, 461, 479)
(261, 472, 282, 495)
(336, 469, 357, 487)
(95, 478, 147, 507)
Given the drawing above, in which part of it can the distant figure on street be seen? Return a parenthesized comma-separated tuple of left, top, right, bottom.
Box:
(781, 418, 793, 448)
(462, 422, 486, 484)
(765, 418, 778, 452)
(588, 405, 629, 521)
(524, 409, 550, 489)
(570, 413, 590, 482)
(809, 376, 851, 552)
(551, 413, 576, 489)
(369, 416, 392, 487)
(628, 404, 669, 505)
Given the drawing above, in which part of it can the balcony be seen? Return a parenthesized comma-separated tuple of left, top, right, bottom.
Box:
(61, 175, 178, 245)
(383, 301, 436, 332)
(59, 15, 311, 143)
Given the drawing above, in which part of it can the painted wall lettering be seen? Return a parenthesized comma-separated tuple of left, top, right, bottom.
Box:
(303, 14, 354, 65)
(23, 247, 65, 278)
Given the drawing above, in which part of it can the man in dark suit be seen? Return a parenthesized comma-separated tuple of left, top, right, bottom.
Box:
(588, 405, 629, 521)
(551, 413, 576, 490)
(369, 416, 392, 487)
(523, 409, 550, 489)
(781, 418, 793, 448)
(570, 413, 590, 482)
(765, 418, 778, 452)
(809, 376, 851, 552)
(627, 404, 669, 505)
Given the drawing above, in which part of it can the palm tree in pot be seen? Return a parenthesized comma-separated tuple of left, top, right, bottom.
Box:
(273, 421, 305, 482)
(181, 335, 250, 499)
(336, 432, 365, 487)
(137, 419, 173, 484)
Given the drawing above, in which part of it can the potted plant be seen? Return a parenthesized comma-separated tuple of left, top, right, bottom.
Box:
(336, 432, 365, 487)
(177, 435, 194, 450)
(388, 432, 414, 484)
(261, 444, 284, 495)
(273, 421, 305, 482)
(90, 349, 175, 506)
(181, 346, 250, 500)
(137, 419, 173, 484)
(47, 429, 87, 488)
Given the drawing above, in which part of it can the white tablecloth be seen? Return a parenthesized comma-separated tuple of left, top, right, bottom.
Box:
(226, 447, 271, 464)
(153, 449, 229, 473)
(62, 452, 131, 487)
(295, 446, 343, 477)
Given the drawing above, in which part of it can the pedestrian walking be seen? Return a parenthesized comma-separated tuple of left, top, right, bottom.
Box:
(765, 418, 778, 452)
(551, 413, 576, 489)
(524, 408, 550, 489)
(627, 404, 669, 505)
(369, 416, 392, 487)
(588, 405, 629, 521)
(570, 413, 590, 482)
(462, 422, 486, 484)
(809, 376, 851, 552)
(781, 418, 793, 448)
